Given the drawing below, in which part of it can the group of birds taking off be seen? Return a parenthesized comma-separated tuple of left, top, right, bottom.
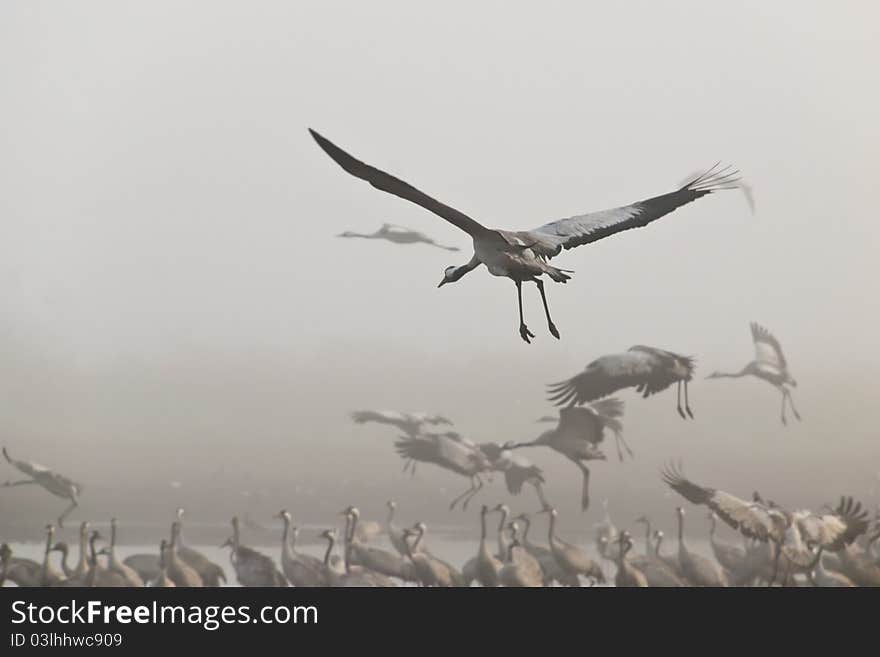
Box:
(4, 494, 878, 587)
(0, 128, 857, 588)
(346, 316, 802, 515)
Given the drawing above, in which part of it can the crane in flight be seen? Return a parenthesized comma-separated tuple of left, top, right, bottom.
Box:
(2, 447, 82, 527)
(706, 322, 801, 425)
(310, 129, 739, 343)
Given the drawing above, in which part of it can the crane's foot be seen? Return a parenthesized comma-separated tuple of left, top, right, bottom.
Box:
(548, 323, 560, 340)
(519, 324, 535, 344)
(685, 405, 694, 419)
(793, 410, 802, 421)
(781, 416, 787, 426)
(677, 405, 686, 419)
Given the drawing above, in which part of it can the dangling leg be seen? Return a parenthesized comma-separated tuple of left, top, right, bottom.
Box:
(785, 389, 801, 421)
(461, 475, 484, 510)
(2, 479, 37, 488)
(779, 388, 788, 426)
(613, 436, 624, 462)
(615, 432, 635, 460)
(676, 381, 686, 419)
(573, 460, 591, 511)
(58, 498, 78, 529)
(533, 482, 551, 511)
(515, 281, 534, 344)
(535, 279, 560, 339)
(449, 476, 477, 510)
(769, 543, 781, 586)
(684, 380, 694, 419)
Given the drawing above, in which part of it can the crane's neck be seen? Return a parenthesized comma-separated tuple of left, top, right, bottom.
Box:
(323, 537, 335, 567)
(42, 530, 53, 569)
(480, 511, 488, 545)
(386, 505, 396, 530)
(76, 530, 88, 573)
(232, 521, 241, 552)
(109, 521, 119, 563)
(677, 513, 686, 556)
(709, 368, 749, 379)
(642, 521, 653, 557)
(617, 540, 627, 568)
(57, 544, 72, 576)
(520, 517, 532, 544)
(280, 520, 294, 562)
(547, 513, 557, 549)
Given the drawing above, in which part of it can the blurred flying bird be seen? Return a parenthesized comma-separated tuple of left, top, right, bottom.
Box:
(2, 447, 82, 527)
(310, 129, 739, 343)
(706, 322, 801, 425)
(547, 346, 696, 419)
(337, 223, 460, 251)
(504, 402, 626, 510)
(350, 410, 453, 438)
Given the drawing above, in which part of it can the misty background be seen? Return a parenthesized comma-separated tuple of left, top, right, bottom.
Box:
(1, 1, 878, 542)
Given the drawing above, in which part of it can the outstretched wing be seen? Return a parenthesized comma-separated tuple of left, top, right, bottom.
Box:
(528, 164, 740, 258)
(661, 463, 777, 541)
(547, 350, 662, 406)
(796, 497, 869, 550)
(750, 322, 788, 370)
(310, 130, 490, 238)
(2, 448, 51, 478)
(498, 452, 545, 495)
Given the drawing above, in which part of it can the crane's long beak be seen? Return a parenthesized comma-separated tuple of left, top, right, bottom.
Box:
(437, 278, 447, 288)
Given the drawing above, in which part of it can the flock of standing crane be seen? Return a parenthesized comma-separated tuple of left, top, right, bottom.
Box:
(3, 496, 878, 587)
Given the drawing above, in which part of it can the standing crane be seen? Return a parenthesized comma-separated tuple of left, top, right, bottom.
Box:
(498, 522, 544, 587)
(2, 447, 82, 527)
(310, 129, 738, 343)
(539, 507, 605, 586)
(548, 347, 697, 419)
(707, 322, 801, 424)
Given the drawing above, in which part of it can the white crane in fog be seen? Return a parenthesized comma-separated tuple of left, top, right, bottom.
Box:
(2, 447, 82, 527)
(706, 322, 801, 425)
(311, 129, 739, 343)
(548, 346, 697, 419)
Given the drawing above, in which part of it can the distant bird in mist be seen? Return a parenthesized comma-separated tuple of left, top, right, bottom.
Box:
(337, 223, 460, 251)
(310, 129, 739, 343)
(350, 410, 453, 438)
(1, 447, 82, 527)
(535, 397, 631, 460)
(548, 346, 696, 419)
(394, 431, 491, 510)
(504, 401, 625, 510)
(706, 322, 801, 425)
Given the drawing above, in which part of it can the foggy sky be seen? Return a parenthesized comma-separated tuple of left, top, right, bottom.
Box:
(1, 1, 878, 540)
